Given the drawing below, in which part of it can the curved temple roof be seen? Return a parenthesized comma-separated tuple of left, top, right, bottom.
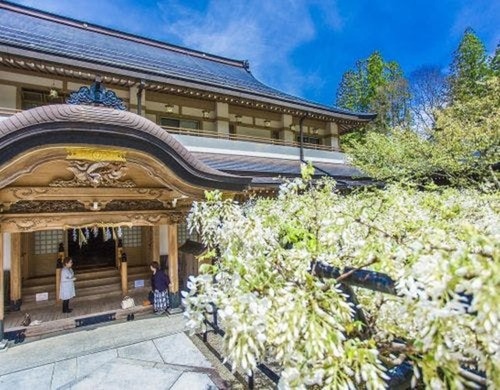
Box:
(0, 104, 251, 192)
(0, 1, 375, 121)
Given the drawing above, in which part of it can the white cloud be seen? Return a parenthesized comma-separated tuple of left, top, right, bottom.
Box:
(156, 0, 342, 99)
(10, 0, 342, 101)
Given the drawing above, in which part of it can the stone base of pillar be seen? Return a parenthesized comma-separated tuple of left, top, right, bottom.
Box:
(10, 299, 22, 311)
(169, 292, 181, 309)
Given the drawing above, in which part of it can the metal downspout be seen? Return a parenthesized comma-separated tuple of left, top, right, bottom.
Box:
(136, 80, 145, 115)
(299, 115, 306, 162)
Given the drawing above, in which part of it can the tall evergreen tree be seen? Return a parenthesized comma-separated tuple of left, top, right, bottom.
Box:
(336, 51, 410, 136)
(491, 44, 500, 76)
(449, 28, 489, 101)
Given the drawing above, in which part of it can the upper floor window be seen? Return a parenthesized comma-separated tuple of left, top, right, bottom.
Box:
(21, 88, 66, 110)
(297, 135, 321, 145)
(160, 117, 199, 129)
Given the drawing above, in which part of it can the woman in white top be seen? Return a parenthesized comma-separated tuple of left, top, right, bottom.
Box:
(60, 257, 76, 313)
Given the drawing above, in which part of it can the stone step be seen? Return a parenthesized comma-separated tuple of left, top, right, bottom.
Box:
(23, 275, 122, 294)
(22, 265, 153, 304)
(23, 267, 119, 287)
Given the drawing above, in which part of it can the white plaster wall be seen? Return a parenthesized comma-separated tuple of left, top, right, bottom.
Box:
(159, 225, 169, 256)
(3, 233, 11, 271)
(0, 85, 17, 109)
(0, 70, 63, 89)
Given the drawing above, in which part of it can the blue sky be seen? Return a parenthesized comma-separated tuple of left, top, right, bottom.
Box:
(10, 0, 500, 107)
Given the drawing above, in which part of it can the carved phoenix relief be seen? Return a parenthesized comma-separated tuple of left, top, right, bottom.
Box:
(50, 161, 136, 188)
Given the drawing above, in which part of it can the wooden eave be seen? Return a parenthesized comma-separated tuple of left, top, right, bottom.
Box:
(0, 50, 370, 133)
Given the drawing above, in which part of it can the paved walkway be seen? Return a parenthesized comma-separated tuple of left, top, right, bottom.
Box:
(0, 314, 223, 389)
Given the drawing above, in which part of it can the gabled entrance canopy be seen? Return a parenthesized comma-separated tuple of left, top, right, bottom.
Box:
(0, 104, 250, 193)
(0, 104, 250, 233)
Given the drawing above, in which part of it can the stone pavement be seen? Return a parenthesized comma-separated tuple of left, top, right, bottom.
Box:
(0, 314, 224, 389)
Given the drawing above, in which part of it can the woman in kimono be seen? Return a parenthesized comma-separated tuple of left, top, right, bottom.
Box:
(60, 257, 76, 313)
(150, 261, 169, 314)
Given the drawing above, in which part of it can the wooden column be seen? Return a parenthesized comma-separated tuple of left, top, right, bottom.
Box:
(55, 243, 64, 303)
(167, 223, 180, 308)
(0, 233, 4, 341)
(116, 239, 123, 269)
(120, 254, 128, 296)
(152, 226, 160, 262)
(10, 233, 21, 311)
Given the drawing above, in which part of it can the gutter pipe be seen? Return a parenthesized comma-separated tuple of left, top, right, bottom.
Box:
(136, 80, 145, 115)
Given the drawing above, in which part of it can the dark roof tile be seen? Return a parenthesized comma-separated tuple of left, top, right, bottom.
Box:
(0, 2, 375, 121)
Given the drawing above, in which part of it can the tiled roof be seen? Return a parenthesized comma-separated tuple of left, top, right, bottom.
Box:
(193, 152, 368, 182)
(0, 2, 375, 121)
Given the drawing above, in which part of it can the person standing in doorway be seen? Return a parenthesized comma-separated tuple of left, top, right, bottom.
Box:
(60, 257, 76, 313)
(150, 261, 168, 314)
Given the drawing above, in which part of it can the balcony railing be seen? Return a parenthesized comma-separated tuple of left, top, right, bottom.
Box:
(0, 106, 340, 152)
(160, 126, 341, 152)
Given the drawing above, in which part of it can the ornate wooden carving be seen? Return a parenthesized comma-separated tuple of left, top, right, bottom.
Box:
(103, 199, 166, 211)
(7, 200, 86, 214)
(167, 212, 187, 224)
(50, 160, 136, 188)
(0, 211, 173, 232)
(2, 216, 63, 231)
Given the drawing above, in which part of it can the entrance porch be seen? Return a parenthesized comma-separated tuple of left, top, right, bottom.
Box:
(3, 287, 152, 341)
(0, 105, 250, 344)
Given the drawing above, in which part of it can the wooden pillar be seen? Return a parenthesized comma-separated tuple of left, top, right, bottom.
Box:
(120, 253, 128, 296)
(10, 233, 21, 311)
(116, 239, 123, 269)
(55, 243, 64, 303)
(152, 226, 160, 262)
(167, 223, 180, 308)
(0, 233, 4, 341)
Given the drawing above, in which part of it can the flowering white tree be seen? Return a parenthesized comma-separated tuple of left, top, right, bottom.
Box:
(183, 166, 499, 389)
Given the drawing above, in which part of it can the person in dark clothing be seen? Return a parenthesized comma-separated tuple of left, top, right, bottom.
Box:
(148, 273, 155, 305)
(150, 261, 169, 314)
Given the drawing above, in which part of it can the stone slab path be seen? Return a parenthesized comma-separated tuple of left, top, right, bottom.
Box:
(0, 314, 224, 389)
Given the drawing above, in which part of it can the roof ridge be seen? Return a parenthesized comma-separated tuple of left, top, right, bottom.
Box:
(0, 0, 248, 69)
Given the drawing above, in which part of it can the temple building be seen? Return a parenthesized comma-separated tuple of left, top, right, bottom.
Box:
(0, 1, 374, 339)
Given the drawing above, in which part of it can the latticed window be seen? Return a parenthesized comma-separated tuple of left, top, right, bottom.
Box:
(34, 230, 63, 255)
(160, 117, 199, 129)
(122, 226, 142, 248)
(177, 221, 199, 245)
(21, 88, 67, 109)
(296, 135, 321, 145)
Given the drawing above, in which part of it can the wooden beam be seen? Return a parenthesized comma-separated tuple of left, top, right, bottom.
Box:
(0, 211, 178, 232)
(0, 187, 177, 205)
(10, 233, 21, 310)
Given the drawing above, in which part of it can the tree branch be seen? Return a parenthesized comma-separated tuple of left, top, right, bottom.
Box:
(336, 258, 378, 282)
